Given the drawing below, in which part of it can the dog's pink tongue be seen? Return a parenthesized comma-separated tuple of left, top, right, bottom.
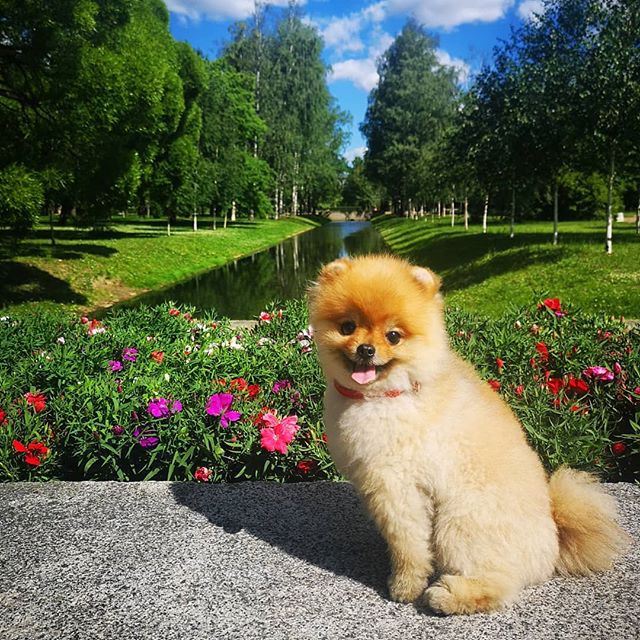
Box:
(352, 364, 377, 385)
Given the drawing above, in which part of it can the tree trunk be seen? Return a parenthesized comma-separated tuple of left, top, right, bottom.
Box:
(605, 149, 615, 255)
(463, 190, 469, 230)
(48, 202, 56, 246)
(483, 193, 489, 234)
(231, 200, 236, 223)
(450, 197, 455, 227)
(167, 221, 171, 236)
(510, 186, 515, 238)
(193, 213, 198, 232)
(437, 201, 441, 218)
(224, 208, 228, 229)
(553, 179, 559, 246)
(636, 184, 640, 235)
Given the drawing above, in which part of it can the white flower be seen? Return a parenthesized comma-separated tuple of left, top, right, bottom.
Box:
(57, 336, 66, 345)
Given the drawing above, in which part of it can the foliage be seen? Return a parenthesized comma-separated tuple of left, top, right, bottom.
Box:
(0, 164, 44, 234)
(224, 5, 349, 216)
(0, 298, 637, 483)
(361, 20, 459, 214)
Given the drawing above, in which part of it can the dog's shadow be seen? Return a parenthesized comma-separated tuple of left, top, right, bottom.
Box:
(170, 480, 390, 596)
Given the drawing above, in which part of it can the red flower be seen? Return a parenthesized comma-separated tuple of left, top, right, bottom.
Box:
(611, 442, 626, 456)
(0, 408, 7, 425)
(252, 406, 274, 426)
(297, 460, 317, 474)
(230, 378, 248, 392)
(194, 466, 212, 482)
(80, 316, 89, 324)
(514, 384, 525, 397)
(247, 384, 261, 399)
(24, 392, 46, 413)
(487, 379, 501, 391)
(535, 342, 549, 363)
(150, 350, 165, 364)
(182, 312, 192, 321)
(13, 439, 49, 466)
(567, 375, 589, 396)
(169, 308, 181, 317)
(496, 358, 505, 373)
(546, 377, 564, 395)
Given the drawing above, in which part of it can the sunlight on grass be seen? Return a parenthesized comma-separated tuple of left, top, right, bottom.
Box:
(374, 216, 640, 318)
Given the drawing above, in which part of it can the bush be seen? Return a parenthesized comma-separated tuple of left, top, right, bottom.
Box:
(0, 298, 638, 483)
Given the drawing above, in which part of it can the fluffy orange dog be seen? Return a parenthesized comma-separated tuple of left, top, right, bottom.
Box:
(308, 254, 627, 615)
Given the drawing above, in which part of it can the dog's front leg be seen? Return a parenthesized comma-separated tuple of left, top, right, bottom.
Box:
(359, 476, 434, 603)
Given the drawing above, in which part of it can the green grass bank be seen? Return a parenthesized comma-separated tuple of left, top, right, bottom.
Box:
(0, 215, 323, 316)
(374, 216, 640, 318)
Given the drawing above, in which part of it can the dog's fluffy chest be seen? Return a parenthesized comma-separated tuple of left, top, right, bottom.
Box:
(323, 389, 444, 482)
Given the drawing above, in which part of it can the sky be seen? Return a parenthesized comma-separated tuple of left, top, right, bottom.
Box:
(166, 1, 543, 164)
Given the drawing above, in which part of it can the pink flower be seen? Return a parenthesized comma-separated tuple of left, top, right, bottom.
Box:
(583, 366, 614, 383)
(260, 413, 299, 454)
(206, 393, 242, 428)
(109, 360, 123, 372)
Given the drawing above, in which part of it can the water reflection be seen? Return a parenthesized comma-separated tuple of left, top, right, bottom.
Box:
(110, 221, 388, 318)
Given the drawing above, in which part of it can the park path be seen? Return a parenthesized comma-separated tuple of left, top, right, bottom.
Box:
(0, 481, 638, 640)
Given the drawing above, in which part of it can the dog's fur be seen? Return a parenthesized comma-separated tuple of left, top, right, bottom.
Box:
(308, 254, 628, 614)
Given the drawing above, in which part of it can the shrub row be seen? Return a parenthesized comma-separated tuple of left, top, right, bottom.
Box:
(0, 298, 638, 483)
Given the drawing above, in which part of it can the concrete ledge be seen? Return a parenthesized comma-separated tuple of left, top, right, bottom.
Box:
(0, 481, 638, 640)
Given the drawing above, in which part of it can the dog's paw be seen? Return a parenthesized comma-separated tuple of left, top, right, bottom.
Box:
(387, 571, 427, 603)
(423, 580, 455, 615)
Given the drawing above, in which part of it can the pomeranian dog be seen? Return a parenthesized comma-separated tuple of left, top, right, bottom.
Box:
(308, 254, 628, 615)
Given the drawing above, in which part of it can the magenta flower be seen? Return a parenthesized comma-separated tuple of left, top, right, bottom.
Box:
(109, 360, 123, 372)
(272, 379, 291, 394)
(148, 397, 182, 418)
(583, 366, 614, 383)
(133, 427, 159, 449)
(112, 425, 124, 436)
(122, 348, 138, 362)
(206, 393, 241, 428)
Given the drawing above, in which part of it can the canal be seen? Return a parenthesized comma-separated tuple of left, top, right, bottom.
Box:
(110, 221, 389, 318)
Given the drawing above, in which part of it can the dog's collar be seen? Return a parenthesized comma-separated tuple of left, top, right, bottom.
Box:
(333, 379, 420, 400)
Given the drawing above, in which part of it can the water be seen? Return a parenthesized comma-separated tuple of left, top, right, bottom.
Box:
(110, 221, 388, 318)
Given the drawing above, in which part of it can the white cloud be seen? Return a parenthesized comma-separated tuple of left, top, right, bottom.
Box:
(329, 58, 379, 92)
(344, 146, 367, 163)
(165, 0, 296, 21)
(364, 0, 516, 30)
(517, 0, 544, 20)
(436, 49, 470, 84)
(320, 15, 366, 55)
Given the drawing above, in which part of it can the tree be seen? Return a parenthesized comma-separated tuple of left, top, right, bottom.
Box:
(361, 21, 459, 215)
(342, 157, 379, 215)
(225, 4, 347, 216)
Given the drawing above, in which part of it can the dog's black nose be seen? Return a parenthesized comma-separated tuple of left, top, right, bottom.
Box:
(357, 343, 376, 359)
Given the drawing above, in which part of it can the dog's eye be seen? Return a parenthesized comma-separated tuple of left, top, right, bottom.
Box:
(386, 331, 401, 345)
(340, 321, 356, 335)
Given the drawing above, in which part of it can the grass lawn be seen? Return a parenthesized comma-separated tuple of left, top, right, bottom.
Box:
(374, 216, 640, 318)
(0, 215, 323, 316)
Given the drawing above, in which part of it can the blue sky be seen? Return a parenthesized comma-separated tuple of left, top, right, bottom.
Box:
(166, 1, 542, 163)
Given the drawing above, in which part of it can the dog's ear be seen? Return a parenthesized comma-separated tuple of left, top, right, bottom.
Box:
(411, 266, 441, 297)
(307, 258, 350, 303)
(318, 258, 351, 283)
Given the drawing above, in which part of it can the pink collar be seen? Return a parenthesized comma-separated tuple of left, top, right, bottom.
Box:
(333, 379, 420, 400)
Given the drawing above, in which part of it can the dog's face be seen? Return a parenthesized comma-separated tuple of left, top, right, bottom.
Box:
(308, 255, 447, 390)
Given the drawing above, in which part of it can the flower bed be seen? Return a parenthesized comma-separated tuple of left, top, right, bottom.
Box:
(0, 298, 638, 483)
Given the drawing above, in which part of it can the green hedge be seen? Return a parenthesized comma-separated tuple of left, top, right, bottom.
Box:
(0, 298, 638, 483)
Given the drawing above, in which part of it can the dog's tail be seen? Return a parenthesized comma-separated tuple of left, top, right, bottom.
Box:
(549, 466, 629, 575)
